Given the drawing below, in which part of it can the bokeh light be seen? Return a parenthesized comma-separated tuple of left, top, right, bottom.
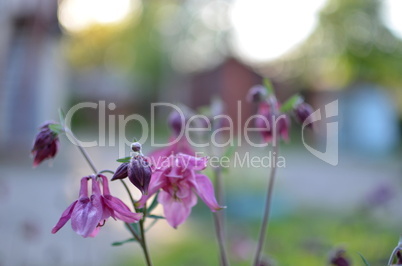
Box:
(58, 0, 140, 32)
(382, 0, 402, 39)
(229, 0, 327, 63)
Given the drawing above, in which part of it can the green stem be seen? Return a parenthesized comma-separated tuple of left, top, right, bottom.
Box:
(213, 166, 229, 266)
(65, 129, 97, 173)
(140, 204, 153, 266)
(120, 179, 137, 211)
(120, 178, 152, 266)
(253, 144, 279, 266)
(98, 169, 115, 175)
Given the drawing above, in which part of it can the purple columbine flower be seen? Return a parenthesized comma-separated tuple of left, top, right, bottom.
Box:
(52, 175, 142, 238)
(294, 102, 314, 129)
(31, 122, 60, 167)
(138, 153, 224, 228)
(255, 97, 290, 144)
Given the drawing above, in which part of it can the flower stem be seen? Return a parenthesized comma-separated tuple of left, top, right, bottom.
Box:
(139, 204, 153, 266)
(64, 129, 97, 173)
(120, 179, 137, 211)
(98, 169, 115, 175)
(120, 178, 153, 266)
(253, 144, 279, 266)
(213, 166, 230, 266)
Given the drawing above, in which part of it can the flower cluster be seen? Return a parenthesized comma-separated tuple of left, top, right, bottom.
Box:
(247, 82, 314, 144)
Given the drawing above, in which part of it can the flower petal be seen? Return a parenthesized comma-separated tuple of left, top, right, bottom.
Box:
(102, 195, 142, 223)
(158, 190, 197, 228)
(177, 153, 208, 171)
(88, 226, 102, 238)
(71, 196, 103, 238)
(51, 200, 77, 234)
(194, 174, 223, 212)
(111, 163, 128, 181)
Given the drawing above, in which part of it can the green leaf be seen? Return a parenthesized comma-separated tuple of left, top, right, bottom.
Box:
(147, 214, 165, 219)
(263, 78, 274, 95)
(358, 252, 370, 266)
(147, 192, 159, 213)
(125, 222, 140, 235)
(48, 124, 64, 135)
(117, 156, 131, 163)
(280, 94, 302, 113)
(145, 218, 159, 232)
(111, 238, 136, 246)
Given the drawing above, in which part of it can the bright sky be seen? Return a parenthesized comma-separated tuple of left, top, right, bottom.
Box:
(58, 0, 402, 62)
(58, 0, 135, 32)
(229, 0, 327, 63)
(382, 0, 402, 39)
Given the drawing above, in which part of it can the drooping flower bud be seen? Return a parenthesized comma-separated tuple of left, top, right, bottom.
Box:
(247, 85, 267, 103)
(329, 248, 350, 266)
(128, 156, 152, 195)
(31, 122, 60, 167)
(294, 102, 314, 129)
(396, 251, 402, 265)
(111, 163, 128, 181)
(168, 111, 185, 136)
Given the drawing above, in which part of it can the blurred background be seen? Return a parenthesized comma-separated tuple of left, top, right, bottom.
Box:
(0, 0, 402, 265)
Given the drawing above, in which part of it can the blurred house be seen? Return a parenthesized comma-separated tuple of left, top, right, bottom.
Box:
(190, 57, 261, 134)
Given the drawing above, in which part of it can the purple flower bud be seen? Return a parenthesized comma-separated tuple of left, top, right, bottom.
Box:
(131, 142, 142, 152)
(397, 251, 402, 264)
(330, 249, 350, 266)
(255, 99, 290, 143)
(247, 85, 267, 103)
(111, 163, 128, 181)
(128, 156, 152, 195)
(168, 111, 185, 136)
(31, 123, 60, 167)
(294, 102, 314, 128)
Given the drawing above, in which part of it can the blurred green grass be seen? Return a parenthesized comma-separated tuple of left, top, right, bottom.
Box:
(116, 209, 397, 266)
